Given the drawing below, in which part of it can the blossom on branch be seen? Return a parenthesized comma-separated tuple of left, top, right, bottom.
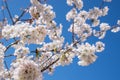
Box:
(0, 0, 120, 80)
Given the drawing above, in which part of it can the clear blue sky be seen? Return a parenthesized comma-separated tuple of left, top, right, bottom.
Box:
(1, 0, 120, 80)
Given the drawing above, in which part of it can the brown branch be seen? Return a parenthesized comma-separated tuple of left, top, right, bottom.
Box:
(40, 55, 53, 67)
(4, 54, 16, 57)
(4, 0, 14, 24)
(13, 4, 31, 24)
(72, 19, 75, 43)
(19, 18, 33, 21)
(40, 39, 81, 72)
(13, 10, 26, 25)
(41, 58, 59, 72)
(41, 48, 72, 72)
(4, 40, 20, 53)
(72, 5, 76, 43)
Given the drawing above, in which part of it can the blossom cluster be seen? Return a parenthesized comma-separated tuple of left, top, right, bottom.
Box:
(2, 23, 47, 44)
(12, 58, 42, 80)
(0, 44, 6, 78)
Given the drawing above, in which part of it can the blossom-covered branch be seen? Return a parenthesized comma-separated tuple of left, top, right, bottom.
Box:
(0, 0, 120, 80)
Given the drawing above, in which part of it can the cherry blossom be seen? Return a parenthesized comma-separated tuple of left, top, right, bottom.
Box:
(0, 0, 120, 80)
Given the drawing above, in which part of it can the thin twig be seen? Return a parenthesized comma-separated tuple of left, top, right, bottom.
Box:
(4, 0, 14, 24)
(4, 61, 11, 78)
(4, 40, 20, 53)
(72, 19, 75, 43)
(41, 58, 59, 72)
(4, 54, 15, 57)
(13, 10, 26, 24)
(72, 5, 76, 43)
(41, 48, 73, 72)
(40, 55, 53, 68)
(13, 4, 31, 24)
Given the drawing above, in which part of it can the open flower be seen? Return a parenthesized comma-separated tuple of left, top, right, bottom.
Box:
(13, 59, 42, 80)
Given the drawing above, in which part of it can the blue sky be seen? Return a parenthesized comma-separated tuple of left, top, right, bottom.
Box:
(1, 0, 120, 80)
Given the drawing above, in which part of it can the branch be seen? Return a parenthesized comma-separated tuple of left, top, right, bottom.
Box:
(41, 58, 59, 72)
(72, 19, 75, 43)
(4, 61, 11, 78)
(4, 40, 20, 53)
(72, 5, 76, 43)
(4, 0, 14, 24)
(4, 54, 15, 57)
(13, 10, 26, 25)
(40, 55, 53, 67)
(40, 39, 81, 72)
(41, 48, 73, 72)
(13, 4, 31, 24)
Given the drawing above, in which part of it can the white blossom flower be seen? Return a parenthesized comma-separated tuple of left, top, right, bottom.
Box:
(66, 0, 83, 10)
(77, 43, 97, 66)
(117, 20, 120, 25)
(29, 6, 39, 19)
(66, 8, 77, 21)
(12, 41, 25, 49)
(66, 0, 73, 6)
(111, 27, 120, 33)
(102, 6, 109, 16)
(42, 10, 55, 23)
(81, 24, 92, 36)
(74, 0, 83, 10)
(99, 32, 106, 39)
(30, 0, 39, 6)
(68, 23, 92, 39)
(92, 19, 100, 27)
(78, 10, 88, 20)
(42, 37, 64, 51)
(14, 47, 30, 58)
(30, 0, 45, 14)
(95, 41, 105, 52)
(88, 7, 102, 19)
(100, 23, 110, 31)
(12, 59, 42, 80)
(93, 30, 106, 39)
(68, 23, 81, 35)
(59, 50, 75, 66)
(48, 24, 63, 40)
(74, 17, 85, 26)
(2, 23, 47, 44)
(0, 44, 6, 78)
